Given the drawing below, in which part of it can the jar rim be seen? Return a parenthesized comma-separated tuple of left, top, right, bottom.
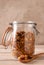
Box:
(9, 21, 37, 25)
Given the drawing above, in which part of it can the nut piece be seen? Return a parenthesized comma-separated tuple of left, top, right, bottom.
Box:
(18, 55, 25, 60)
(18, 55, 28, 61)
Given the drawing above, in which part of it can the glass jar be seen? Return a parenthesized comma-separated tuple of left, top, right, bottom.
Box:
(9, 21, 39, 58)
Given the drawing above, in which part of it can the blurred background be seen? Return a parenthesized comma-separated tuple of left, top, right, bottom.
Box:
(0, 0, 44, 45)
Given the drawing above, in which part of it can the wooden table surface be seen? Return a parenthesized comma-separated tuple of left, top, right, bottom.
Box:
(0, 45, 44, 65)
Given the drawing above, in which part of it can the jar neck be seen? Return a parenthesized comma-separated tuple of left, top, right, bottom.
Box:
(9, 21, 39, 35)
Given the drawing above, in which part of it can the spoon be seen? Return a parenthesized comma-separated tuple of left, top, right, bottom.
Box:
(18, 53, 44, 63)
